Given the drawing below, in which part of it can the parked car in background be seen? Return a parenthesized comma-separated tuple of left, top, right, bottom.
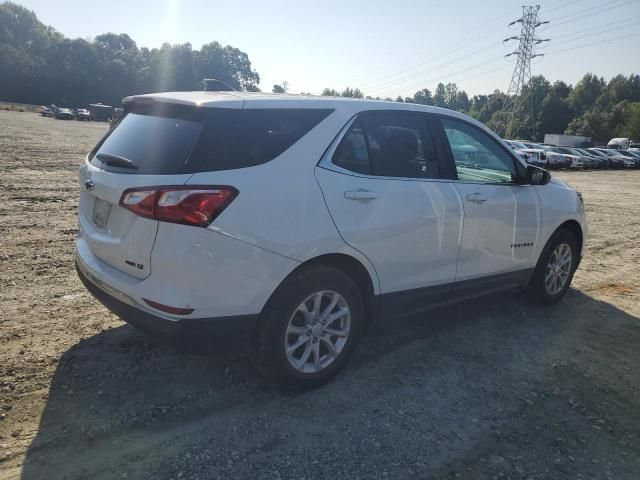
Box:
(520, 143, 556, 168)
(547, 145, 582, 169)
(554, 146, 597, 169)
(588, 148, 632, 168)
(75, 92, 586, 389)
(40, 105, 54, 117)
(615, 150, 640, 168)
(584, 148, 621, 169)
(573, 148, 609, 169)
(55, 108, 74, 120)
(74, 108, 91, 121)
(505, 140, 546, 167)
(528, 144, 573, 169)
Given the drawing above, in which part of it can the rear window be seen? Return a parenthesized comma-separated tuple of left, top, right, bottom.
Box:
(91, 113, 203, 174)
(90, 107, 333, 174)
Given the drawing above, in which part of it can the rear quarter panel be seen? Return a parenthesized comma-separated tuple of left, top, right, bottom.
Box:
(185, 109, 382, 294)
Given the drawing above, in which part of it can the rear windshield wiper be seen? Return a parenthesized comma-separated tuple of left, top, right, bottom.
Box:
(96, 153, 138, 170)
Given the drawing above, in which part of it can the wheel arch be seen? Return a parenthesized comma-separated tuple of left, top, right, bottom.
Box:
(257, 253, 378, 332)
(556, 219, 584, 256)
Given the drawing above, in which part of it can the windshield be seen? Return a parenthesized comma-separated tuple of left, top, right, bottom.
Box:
(558, 147, 583, 156)
(538, 145, 561, 153)
(597, 149, 617, 157)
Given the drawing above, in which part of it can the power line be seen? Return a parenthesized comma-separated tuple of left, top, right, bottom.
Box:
(367, 18, 637, 99)
(365, 56, 505, 97)
(547, 22, 637, 48)
(545, 31, 640, 55)
(359, 2, 626, 97)
(452, 64, 513, 87)
(336, 1, 584, 97)
(542, 0, 584, 14)
(342, 8, 519, 87)
(326, 2, 637, 100)
(358, 38, 504, 92)
(364, 10, 637, 98)
(547, 0, 636, 28)
(349, 28, 505, 90)
(550, 14, 640, 40)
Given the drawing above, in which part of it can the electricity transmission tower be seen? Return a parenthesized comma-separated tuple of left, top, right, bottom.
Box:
(502, 5, 549, 139)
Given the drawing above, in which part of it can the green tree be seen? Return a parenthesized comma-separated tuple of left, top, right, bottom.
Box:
(568, 73, 606, 116)
(444, 82, 458, 108)
(412, 88, 433, 105)
(341, 87, 363, 98)
(538, 92, 572, 137)
(623, 102, 640, 139)
(321, 88, 339, 96)
(272, 84, 285, 93)
(0, 2, 261, 106)
(433, 83, 446, 108)
(456, 91, 469, 112)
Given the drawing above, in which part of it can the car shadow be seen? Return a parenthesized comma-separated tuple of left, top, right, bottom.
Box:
(19, 289, 640, 479)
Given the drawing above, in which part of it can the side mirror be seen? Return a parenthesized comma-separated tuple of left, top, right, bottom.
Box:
(526, 164, 551, 185)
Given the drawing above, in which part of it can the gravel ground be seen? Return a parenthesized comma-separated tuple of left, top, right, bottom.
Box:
(0, 110, 639, 480)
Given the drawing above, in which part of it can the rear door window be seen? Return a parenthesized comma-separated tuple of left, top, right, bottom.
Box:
(90, 108, 333, 174)
(331, 112, 441, 179)
(361, 112, 440, 179)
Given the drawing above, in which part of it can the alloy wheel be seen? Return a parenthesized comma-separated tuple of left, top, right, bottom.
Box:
(284, 290, 351, 373)
(545, 243, 572, 295)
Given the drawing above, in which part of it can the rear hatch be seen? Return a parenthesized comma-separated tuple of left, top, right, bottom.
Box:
(78, 100, 240, 279)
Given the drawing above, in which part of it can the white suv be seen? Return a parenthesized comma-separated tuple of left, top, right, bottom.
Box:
(76, 92, 587, 389)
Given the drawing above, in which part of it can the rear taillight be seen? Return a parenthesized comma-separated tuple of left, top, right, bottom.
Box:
(120, 186, 238, 227)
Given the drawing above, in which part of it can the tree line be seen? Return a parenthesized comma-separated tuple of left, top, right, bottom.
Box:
(1, 1, 638, 142)
(0, 2, 259, 107)
(320, 73, 640, 142)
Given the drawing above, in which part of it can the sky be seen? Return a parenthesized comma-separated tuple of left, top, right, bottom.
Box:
(13, 0, 640, 98)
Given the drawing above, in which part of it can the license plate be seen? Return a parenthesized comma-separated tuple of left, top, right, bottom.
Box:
(92, 198, 111, 228)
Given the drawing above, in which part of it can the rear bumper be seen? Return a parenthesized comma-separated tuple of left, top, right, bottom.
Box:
(76, 260, 258, 350)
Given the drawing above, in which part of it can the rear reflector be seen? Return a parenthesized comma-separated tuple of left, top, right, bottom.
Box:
(143, 298, 195, 315)
(120, 186, 237, 227)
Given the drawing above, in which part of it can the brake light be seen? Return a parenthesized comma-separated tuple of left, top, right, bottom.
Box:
(120, 186, 237, 227)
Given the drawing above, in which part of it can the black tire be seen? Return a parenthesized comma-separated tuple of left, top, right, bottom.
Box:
(526, 229, 579, 305)
(253, 265, 364, 391)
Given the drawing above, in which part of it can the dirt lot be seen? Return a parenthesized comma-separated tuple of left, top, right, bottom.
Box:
(0, 110, 639, 480)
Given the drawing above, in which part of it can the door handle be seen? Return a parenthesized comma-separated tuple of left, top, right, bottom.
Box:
(344, 189, 378, 201)
(465, 193, 487, 204)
